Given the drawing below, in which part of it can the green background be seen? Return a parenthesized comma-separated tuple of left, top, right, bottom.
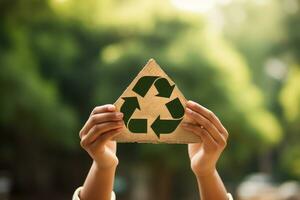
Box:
(1, 0, 300, 199)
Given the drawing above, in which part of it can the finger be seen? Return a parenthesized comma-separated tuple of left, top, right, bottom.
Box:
(80, 121, 124, 147)
(182, 123, 218, 151)
(89, 128, 122, 152)
(80, 105, 116, 138)
(186, 108, 226, 146)
(85, 121, 124, 144)
(187, 101, 228, 138)
(97, 127, 123, 146)
(91, 104, 116, 116)
(80, 112, 123, 138)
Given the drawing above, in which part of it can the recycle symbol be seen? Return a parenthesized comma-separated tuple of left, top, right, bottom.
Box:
(120, 76, 185, 137)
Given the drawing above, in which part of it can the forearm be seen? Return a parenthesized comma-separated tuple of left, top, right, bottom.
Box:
(80, 161, 117, 200)
(195, 169, 228, 200)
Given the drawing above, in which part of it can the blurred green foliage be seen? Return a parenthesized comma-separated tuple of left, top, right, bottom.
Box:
(0, 0, 299, 198)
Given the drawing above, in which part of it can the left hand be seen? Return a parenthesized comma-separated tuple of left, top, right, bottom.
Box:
(182, 100, 229, 177)
(79, 104, 124, 169)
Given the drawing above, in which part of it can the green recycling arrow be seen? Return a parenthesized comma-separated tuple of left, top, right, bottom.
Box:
(150, 97, 184, 137)
(133, 76, 175, 98)
(154, 78, 175, 98)
(165, 97, 184, 118)
(151, 116, 183, 135)
(120, 75, 184, 137)
(128, 119, 147, 133)
(132, 76, 158, 97)
(120, 97, 140, 126)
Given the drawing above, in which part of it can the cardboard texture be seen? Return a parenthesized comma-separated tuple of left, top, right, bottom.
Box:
(113, 59, 201, 143)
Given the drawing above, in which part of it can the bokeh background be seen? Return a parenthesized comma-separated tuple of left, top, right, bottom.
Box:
(1, 0, 300, 199)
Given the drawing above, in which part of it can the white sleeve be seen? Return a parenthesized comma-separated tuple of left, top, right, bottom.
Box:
(228, 193, 233, 200)
(72, 187, 116, 200)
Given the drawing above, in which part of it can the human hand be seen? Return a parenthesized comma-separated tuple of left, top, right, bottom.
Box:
(79, 104, 124, 169)
(182, 100, 229, 177)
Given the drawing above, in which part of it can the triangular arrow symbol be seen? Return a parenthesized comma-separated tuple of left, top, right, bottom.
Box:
(114, 59, 201, 143)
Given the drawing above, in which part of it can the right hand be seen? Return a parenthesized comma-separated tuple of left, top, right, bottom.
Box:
(79, 104, 124, 169)
(183, 101, 229, 177)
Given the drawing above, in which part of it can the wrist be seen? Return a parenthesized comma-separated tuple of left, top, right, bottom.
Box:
(93, 160, 118, 171)
(194, 168, 217, 179)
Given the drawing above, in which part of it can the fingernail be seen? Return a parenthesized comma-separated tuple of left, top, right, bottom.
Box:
(107, 105, 115, 111)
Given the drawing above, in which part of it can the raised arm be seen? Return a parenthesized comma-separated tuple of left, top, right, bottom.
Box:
(182, 100, 229, 200)
(79, 104, 124, 200)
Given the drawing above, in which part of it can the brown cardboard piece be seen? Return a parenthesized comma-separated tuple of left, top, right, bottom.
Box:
(113, 59, 201, 143)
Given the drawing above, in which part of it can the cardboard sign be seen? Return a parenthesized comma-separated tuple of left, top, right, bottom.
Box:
(113, 59, 201, 143)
